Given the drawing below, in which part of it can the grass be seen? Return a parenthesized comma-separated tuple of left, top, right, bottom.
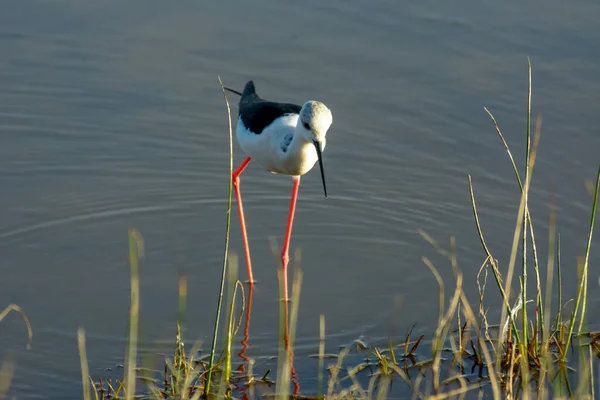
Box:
(2, 62, 600, 399)
(0, 303, 33, 398)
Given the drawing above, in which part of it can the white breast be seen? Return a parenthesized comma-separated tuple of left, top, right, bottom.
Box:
(236, 115, 320, 176)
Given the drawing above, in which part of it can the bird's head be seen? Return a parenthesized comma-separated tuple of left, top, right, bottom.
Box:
(299, 101, 333, 145)
(298, 101, 333, 199)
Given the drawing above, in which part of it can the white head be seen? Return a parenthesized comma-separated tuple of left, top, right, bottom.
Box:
(298, 100, 333, 198)
(298, 101, 333, 147)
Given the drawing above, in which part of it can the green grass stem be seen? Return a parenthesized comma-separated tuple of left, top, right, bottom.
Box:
(125, 228, 143, 400)
(77, 327, 91, 400)
(0, 304, 32, 349)
(205, 76, 235, 396)
(223, 255, 240, 384)
(556, 234, 562, 332)
(0, 357, 15, 399)
(318, 314, 325, 399)
(563, 163, 600, 358)
(520, 58, 532, 355)
(576, 164, 600, 334)
(468, 176, 520, 347)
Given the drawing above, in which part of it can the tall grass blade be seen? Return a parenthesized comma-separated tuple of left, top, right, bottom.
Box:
(0, 357, 15, 400)
(458, 291, 502, 400)
(430, 257, 462, 393)
(576, 164, 600, 334)
(177, 273, 187, 339)
(224, 255, 239, 384)
(563, 163, 600, 358)
(205, 76, 235, 396)
(539, 197, 557, 396)
(589, 344, 595, 400)
(0, 304, 33, 349)
(484, 107, 544, 348)
(500, 95, 541, 398)
(522, 57, 532, 350)
(125, 228, 143, 400)
(556, 234, 562, 332)
(422, 257, 444, 325)
(77, 327, 91, 400)
(318, 314, 325, 399)
(468, 176, 519, 347)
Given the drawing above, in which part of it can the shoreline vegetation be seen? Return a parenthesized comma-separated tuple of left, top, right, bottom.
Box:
(2, 62, 600, 399)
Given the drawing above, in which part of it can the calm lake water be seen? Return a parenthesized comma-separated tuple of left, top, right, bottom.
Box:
(1, 0, 599, 397)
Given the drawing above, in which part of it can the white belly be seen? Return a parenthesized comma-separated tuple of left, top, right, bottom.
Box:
(235, 116, 320, 176)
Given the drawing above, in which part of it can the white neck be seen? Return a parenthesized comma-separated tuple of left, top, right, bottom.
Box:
(280, 121, 322, 176)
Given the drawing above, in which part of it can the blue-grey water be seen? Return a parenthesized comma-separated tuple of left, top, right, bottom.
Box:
(1, 0, 599, 398)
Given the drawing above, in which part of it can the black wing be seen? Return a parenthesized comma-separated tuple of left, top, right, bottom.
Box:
(240, 101, 301, 134)
(235, 80, 302, 134)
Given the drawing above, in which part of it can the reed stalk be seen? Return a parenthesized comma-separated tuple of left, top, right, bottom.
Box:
(205, 76, 235, 396)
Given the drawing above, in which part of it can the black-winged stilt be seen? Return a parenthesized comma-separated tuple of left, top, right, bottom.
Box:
(224, 81, 332, 299)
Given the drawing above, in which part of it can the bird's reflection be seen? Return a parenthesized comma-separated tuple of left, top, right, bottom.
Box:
(236, 283, 300, 397)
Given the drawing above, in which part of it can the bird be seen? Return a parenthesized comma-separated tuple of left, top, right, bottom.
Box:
(223, 80, 333, 300)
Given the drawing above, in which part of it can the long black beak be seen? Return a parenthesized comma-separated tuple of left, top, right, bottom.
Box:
(223, 87, 243, 96)
(312, 140, 327, 199)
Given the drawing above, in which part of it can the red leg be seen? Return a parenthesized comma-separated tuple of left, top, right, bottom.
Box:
(233, 157, 255, 284)
(281, 176, 300, 301)
(277, 178, 301, 391)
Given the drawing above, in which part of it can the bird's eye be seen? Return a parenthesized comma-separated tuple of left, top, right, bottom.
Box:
(302, 122, 310, 130)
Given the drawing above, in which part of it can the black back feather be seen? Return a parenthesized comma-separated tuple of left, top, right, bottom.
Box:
(237, 81, 301, 134)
